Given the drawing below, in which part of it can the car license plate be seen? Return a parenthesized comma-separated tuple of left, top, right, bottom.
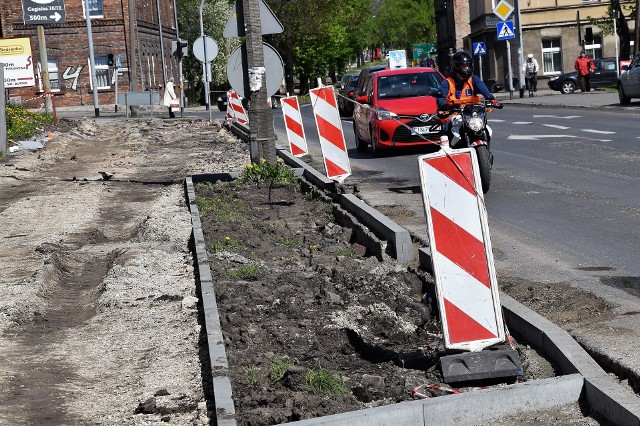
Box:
(411, 126, 430, 135)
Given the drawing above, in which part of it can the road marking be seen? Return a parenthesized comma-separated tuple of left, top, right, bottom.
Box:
(507, 134, 577, 140)
(512, 121, 532, 124)
(582, 129, 615, 134)
(533, 115, 582, 119)
(598, 139, 613, 142)
(490, 119, 506, 122)
(543, 124, 571, 130)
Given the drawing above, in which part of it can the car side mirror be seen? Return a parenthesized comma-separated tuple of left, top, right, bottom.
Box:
(621, 65, 629, 71)
(430, 90, 444, 98)
(356, 95, 369, 104)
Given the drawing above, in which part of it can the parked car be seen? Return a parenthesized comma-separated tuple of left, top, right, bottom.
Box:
(217, 92, 228, 111)
(617, 52, 640, 104)
(548, 57, 618, 94)
(352, 67, 445, 156)
(337, 72, 359, 116)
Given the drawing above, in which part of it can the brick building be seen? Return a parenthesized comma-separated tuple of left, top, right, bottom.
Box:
(0, 0, 178, 108)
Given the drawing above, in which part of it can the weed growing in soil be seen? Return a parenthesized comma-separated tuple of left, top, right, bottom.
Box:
(269, 357, 292, 383)
(211, 236, 241, 253)
(240, 159, 296, 202)
(229, 264, 262, 280)
(306, 368, 348, 395)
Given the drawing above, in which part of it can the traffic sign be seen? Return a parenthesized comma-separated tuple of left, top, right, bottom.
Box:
(193, 36, 219, 63)
(226, 42, 284, 98)
(473, 42, 487, 56)
(496, 21, 515, 40)
(21, 0, 66, 25)
(115, 54, 121, 69)
(492, 0, 514, 21)
(223, 0, 283, 38)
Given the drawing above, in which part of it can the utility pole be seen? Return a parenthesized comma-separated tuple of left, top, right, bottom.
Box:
(84, 0, 100, 117)
(128, 0, 139, 92)
(243, 0, 276, 163)
(198, 0, 210, 112)
(635, 0, 640, 55)
(36, 26, 53, 113)
(515, 0, 525, 98)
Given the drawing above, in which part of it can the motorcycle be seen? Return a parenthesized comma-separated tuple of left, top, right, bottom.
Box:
(431, 93, 503, 193)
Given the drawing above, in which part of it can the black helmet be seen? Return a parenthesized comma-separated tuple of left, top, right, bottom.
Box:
(451, 51, 473, 78)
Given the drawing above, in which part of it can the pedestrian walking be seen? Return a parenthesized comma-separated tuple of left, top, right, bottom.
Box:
(574, 51, 595, 92)
(163, 77, 178, 118)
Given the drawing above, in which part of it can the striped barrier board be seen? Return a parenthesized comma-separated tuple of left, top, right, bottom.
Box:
(229, 90, 248, 125)
(418, 147, 505, 351)
(281, 96, 308, 157)
(309, 86, 351, 182)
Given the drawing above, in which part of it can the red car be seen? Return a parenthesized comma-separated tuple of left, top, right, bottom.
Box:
(353, 67, 444, 156)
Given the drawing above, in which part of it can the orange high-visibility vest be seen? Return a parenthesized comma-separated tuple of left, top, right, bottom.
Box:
(446, 76, 475, 102)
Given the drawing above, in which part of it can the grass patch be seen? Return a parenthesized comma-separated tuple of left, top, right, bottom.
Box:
(229, 264, 262, 280)
(245, 366, 259, 387)
(211, 236, 242, 253)
(278, 237, 299, 246)
(305, 368, 347, 394)
(196, 196, 245, 222)
(268, 357, 292, 383)
(5, 105, 53, 143)
(337, 247, 359, 257)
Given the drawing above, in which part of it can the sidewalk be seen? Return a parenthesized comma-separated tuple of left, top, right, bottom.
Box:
(495, 87, 639, 111)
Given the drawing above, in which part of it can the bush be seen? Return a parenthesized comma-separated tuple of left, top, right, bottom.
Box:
(5, 105, 53, 143)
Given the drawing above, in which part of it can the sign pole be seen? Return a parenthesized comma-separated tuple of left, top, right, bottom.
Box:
(515, 0, 525, 98)
(0, 65, 6, 156)
(84, 0, 100, 117)
(479, 55, 483, 81)
(507, 39, 513, 99)
(36, 26, 53, 113)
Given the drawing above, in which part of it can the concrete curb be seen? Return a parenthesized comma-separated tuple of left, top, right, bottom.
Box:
(185, 177, 237, 426)
(186, 155, 640, 426)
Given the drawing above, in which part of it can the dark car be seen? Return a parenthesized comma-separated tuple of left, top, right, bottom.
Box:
(217, 92, 228, 111)
(617, 52, 640, 104)
(337, 73, 359, 116)
(548, 57, 618, 94)
(350, 63, 389, 115)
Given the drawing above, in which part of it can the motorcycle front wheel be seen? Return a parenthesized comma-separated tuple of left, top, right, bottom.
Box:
(475, 145, 492, 193)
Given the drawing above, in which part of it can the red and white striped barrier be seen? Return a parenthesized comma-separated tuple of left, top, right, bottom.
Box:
(418, 148, 505, 351)
(228, 90, 248, 125)
(309, 86, 351, 182)
(281, 96, 308, 157)
(224, 90, 234, 124)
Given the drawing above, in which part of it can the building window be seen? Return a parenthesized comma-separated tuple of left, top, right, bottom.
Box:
(83, 0, 104, 18)
(586, 34, 602, 60)
(89, 56, 111, 89)
(38, 58, 60, 91)
(542, 38, 562, 74)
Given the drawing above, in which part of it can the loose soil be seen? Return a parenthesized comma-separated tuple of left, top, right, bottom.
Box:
(194, 179, 598, 425)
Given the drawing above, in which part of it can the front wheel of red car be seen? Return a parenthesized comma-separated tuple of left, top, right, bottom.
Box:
(370, 128, 387, 157)
(354, 123, 368, 152)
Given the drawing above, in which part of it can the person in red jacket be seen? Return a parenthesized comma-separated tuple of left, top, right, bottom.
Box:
(574, 51, 595, 92)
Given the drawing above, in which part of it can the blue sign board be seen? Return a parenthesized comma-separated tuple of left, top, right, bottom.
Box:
(496, 21, 515, 40)
(473, 42, 487, 56)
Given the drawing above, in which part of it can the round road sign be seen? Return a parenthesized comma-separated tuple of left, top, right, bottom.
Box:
(226, 42, 284, 98)
(193, 36, 218, 63)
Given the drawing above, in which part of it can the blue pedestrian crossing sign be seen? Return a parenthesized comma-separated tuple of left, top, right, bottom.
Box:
(473, 42, 487, 56)
(496, 21, 515, 40)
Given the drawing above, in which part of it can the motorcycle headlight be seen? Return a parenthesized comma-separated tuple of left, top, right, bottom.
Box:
(376, 110, 397, 120)
(466, 116, 484, 132)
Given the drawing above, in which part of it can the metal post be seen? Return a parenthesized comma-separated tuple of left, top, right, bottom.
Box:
(156, 0, 167, 88)
(84, 0, 100, 117)
(515, 0, 525, 98)
(506, 40, 513, 100)
(114, 69, 119, 112)
(199, 0, 210, 113)
(0, 65, 6, 156)
(172, 0, 185, 116)
(614, 10, 620, 75)
(479, 55, 483, 81)
(36, 26, 53, 113)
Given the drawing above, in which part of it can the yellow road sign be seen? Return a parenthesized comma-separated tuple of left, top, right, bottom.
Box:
(493, 0, 514, 21)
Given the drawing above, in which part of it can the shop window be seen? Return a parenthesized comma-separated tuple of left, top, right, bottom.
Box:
(542, 38, 562, 74)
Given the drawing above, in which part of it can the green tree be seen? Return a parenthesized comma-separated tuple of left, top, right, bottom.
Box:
(586, 0, 635, 60)
(373, 0, 435, 52)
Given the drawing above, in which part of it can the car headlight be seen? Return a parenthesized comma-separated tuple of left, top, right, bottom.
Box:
(549, 76, 559, 82)
(376, 110, 397, 120)
(466, 117, 484, 132)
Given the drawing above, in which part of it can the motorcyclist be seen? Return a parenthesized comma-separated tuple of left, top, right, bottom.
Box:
(436, 50, 497, 145)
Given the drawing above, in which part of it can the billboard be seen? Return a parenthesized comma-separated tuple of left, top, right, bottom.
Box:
(0, 38, 36, 88)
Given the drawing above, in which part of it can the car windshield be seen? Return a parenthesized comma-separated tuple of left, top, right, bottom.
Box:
(377, 72, 443, 99)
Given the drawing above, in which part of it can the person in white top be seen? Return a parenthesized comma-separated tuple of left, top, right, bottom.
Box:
(163, 77, 177, 118)
(522, 53, 540, 92)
